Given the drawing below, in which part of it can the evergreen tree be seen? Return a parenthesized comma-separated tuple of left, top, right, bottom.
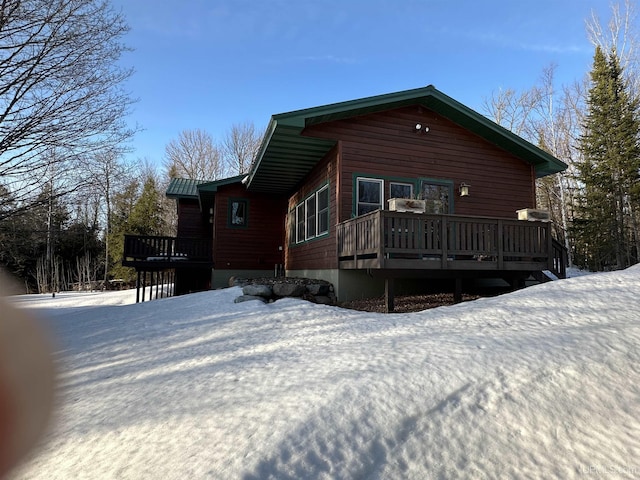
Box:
(574, 46, 640, 270)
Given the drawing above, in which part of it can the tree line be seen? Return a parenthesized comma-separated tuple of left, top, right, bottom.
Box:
(1, 0, 639, 292)
(484, 0, 640, 272)
(0, 0, 262, 292)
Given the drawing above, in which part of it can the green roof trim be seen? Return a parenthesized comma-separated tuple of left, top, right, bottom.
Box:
(166, 175, 246, 209)
(246, 85, 567, 194)
(196, 174, 246, 193)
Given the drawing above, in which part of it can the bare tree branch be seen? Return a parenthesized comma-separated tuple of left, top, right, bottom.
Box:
(163, 129, 224, 180)
(0, 0, 137, 219)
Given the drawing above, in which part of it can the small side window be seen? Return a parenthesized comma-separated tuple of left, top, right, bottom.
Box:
(229, 199, 248, 227)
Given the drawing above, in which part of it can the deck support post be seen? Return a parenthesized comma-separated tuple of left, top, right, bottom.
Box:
(454, 277, 462, 304)
(385, 277, 395, 313)
(136, 271, 141, 303)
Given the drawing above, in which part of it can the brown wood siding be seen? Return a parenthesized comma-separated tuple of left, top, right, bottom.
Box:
(304, 106, 535, 223)
(285, 147, 339, 271)
(177, 199, 210, 238)
(213, 183, 287, 270)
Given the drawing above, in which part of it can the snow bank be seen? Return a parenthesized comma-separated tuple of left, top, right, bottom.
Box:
(8, 267, 640, 479)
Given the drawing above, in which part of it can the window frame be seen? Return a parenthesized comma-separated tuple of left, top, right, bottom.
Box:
(292, 182, 331, 245)
(316, 184, 329, 236)
(356, 177, 384, 216)
(389, 181, 414, 200)
(295, 203, 305, 243)
(419, 178, 454, 214)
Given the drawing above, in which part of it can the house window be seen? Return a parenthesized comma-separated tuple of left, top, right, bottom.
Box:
(293, 183, 330, 244)
(296, 203, 305, 243)
(390, 181, 413, 199)
(228, 199, 248, 227)
(420, 181, 452, 214)
(305, 195, 316, 240)
(317, 185, 329, 235)
(357, 177, 383, 215)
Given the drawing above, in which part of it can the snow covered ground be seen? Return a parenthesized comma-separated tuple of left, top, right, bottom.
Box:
(7, 267, 640, 479)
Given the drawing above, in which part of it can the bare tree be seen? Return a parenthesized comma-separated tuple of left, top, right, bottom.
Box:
(0, 0, 137, 221)
(222, 122, 264, 175)
(163, 129, 224, 180)
(587, 0, 640, 96)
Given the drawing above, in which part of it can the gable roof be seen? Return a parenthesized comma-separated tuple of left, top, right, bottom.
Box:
(246, 85, 567, 194)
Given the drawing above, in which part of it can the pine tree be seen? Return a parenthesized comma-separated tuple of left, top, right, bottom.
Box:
(574, 46, 640, 270)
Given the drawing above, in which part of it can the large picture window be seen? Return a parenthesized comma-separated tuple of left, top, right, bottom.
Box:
(293, 183, 330, 244)
(357, 177, 383, 216)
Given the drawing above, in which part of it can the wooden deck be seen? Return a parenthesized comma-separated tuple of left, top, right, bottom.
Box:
(122, 235, 213, 269)
(337, 210, 567, 279)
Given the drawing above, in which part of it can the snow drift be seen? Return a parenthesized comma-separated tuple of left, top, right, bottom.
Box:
(9, 266, 640, 479)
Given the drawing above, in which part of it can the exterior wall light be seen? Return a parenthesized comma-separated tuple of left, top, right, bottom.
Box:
(459, 183, 470, 197)
(414, 123, 430, 134)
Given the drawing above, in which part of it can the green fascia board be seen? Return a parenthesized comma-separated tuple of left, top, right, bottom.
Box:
(246, 85, 567, 194)
(196, 174, 246, 193)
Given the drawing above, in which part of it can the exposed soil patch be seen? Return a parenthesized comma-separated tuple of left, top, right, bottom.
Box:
(339, 293, 480, 313)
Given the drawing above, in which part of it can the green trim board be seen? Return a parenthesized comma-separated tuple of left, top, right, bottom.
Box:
(247, 85, 567, 195)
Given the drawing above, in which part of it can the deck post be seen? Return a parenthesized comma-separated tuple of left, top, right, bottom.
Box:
(440, 217, 448, 269)
(136, 271, 141, 303)
(454, 277, 462, 304)
(497, 220, 504, 270)
(385, 277, 395, 313)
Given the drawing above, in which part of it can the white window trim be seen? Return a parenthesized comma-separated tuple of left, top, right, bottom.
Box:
(316, 184, 329, 236)
(293, 183, 330, 244)
(305, 195, 316, 241)
(295, 203, 305, 243)
(356, 177, 384, 216)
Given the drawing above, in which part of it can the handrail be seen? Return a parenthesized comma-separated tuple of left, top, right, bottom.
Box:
(337, 210, 567, 277)
(123, 235, 212, 262)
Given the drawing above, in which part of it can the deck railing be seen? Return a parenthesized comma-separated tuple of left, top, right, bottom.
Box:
(123, 235, 212, 264)
(337, 210, 567, 278)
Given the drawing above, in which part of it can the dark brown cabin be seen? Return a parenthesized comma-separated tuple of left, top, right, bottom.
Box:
(123, 85, 568, 307)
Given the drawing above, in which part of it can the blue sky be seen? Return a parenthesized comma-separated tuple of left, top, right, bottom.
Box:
(112, 0, 614, 167)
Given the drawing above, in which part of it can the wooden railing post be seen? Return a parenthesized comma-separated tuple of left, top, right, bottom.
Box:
(497, 220, 504, 270)
(441, 216, 448, 269)
(378, 211, 385, 268)
(546, 223, 553, 271)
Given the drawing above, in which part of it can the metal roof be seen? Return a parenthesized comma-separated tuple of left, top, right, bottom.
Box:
(246, 85, 567, 194)
(166, 178, 201, 199)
